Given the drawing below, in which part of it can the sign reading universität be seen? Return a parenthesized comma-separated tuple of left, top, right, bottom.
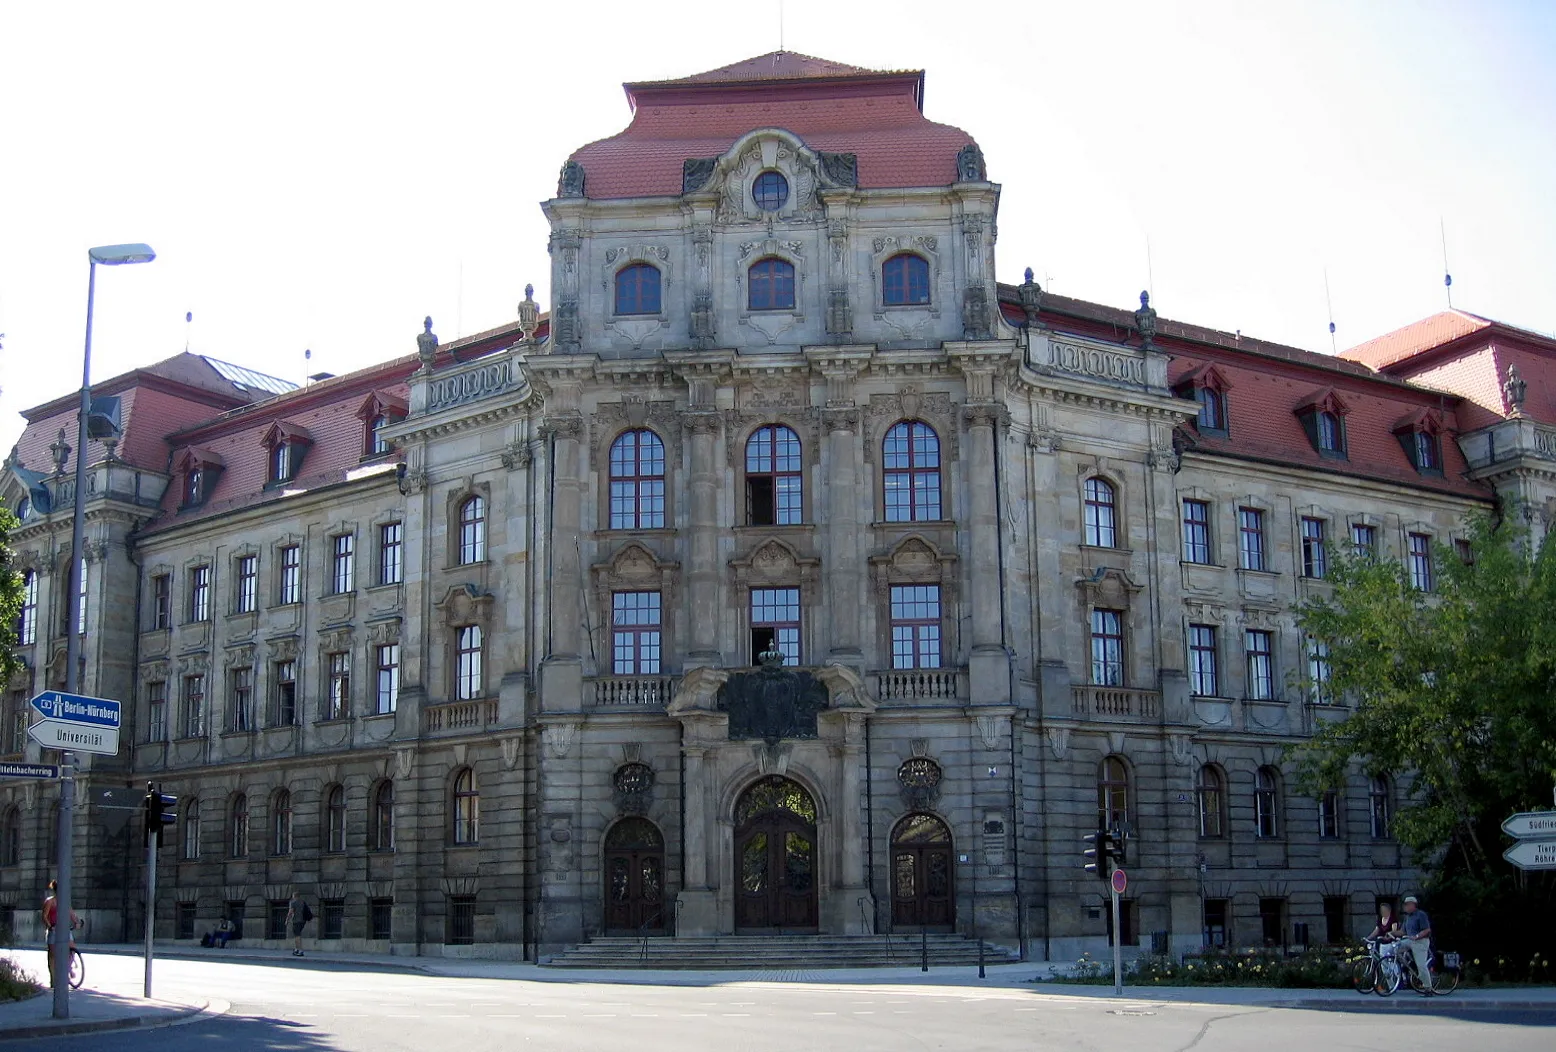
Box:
(27, 690, 121, 757)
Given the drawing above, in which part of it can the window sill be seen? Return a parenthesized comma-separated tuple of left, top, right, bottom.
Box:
(226, 609, 258, 620)
(314, 717, 350, 726)
(321, 591, 356, 601)
(733, 523, 815, 533)
(1235, 567, 1279, 578)
(1180, 560, 1224, 569)
(365, 582, 403, 594)
(592, 528, 677, 539)
(364, 710, 397, 721)
(869, 519, 956, 530)
(1241, 696, 1286, 705)
(220, 729, 256, 738)
(1080, 544, 1133, 557)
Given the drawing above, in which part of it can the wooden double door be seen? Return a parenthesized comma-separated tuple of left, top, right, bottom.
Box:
(891, 814, 955, 931)
(734, 776, 819, 932)
(603, 818, 665, 933)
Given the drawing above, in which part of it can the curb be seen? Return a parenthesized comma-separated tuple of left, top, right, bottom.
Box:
(0, 998, 215, 1042)
(85, 945, 434, 974)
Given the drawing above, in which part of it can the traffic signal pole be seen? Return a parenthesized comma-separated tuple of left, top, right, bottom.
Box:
(1109, 867, 1122, 995)
(144, 823, 156, 999)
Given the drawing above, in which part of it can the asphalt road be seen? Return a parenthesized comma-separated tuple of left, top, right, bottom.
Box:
(7, 951, 1553, 1052)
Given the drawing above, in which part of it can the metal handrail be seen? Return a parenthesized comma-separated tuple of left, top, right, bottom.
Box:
(637, 910, 663, 965)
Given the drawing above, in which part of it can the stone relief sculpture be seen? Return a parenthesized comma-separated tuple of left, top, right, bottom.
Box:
(717, 648, 830, 744)
(956, 143, 987, 182)
(682, 157, 717, 194)
(416, 317, 438, 370)
(557, 160, 586, 198)
(817, 150, 858, 188)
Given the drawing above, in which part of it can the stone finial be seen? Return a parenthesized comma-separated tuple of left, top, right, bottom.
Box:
(1504, 364, 1527, 416)
(518, 284, 539, 339)
(49, 428, 71, 476)
(1134, 290, 1158, 350)
(956, 143, 987, 182)
(416, 316, 438, 368)
(557, 160, 586, 198)
(1018, 267, 1043, 323)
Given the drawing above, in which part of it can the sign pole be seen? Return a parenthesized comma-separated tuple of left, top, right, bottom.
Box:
(1110, 878, 1122, 995)
(51, 758, 75, 1018)
(144, 824, 156, 999)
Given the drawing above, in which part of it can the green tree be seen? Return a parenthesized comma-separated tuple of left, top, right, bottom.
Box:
(0, 506, 22, 681)
(1290, 510, 1556, 962)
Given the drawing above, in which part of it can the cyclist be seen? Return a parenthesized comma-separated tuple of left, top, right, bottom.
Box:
(1401, 895, 1434, 991)
(41, 880, 79, 984)
(1366, 900, 1401, 943)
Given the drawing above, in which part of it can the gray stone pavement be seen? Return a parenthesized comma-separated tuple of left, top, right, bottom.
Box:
(0, 985, 217, 1041)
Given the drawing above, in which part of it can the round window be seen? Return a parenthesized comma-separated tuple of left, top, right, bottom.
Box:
(898, 758, 943, 790)
(613, 763, 655, 795)
(752, 171, 789, 212)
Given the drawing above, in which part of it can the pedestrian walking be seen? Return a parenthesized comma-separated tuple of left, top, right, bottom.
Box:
(285, 891, 312, 957)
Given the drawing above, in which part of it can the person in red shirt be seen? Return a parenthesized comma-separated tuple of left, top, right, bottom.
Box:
(41, 881, 78, 983)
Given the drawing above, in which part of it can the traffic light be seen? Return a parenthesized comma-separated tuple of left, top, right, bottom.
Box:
(1082, 826, 1115, 879)
(144, 784, 177, 840)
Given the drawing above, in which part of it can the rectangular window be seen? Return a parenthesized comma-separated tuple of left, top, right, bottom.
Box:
(189, 565, 211, 622)
(268, 901, 290, 941)
(176, 902, 197, 940)
(448, 895, 476, 945)
(1307, 638, 1331, 703)
(1181, 500, 1211, 564)
(1413, 431, 1440, 472)
(1300, 517, 1327, 579)
(1238, 508, 1267, 571)
(229, 667, 253, 732)
(1408, 533, 1434, 591)
(611, 591, 662, 675)
(1259, 898, 1286, 947)
(1324, 896, 1349, 945)
(236, 555, 257, 613)
(1351, 522, 1377, 559)
(1203, 898, 1229, 948)
(1454, 538, 1474, 565)
(151, 573, 171, 630)
(370, 898, 394, 941)
(1319, 790, 1340, 839)
(181, 674, 205, 739)
(321, 899, 345, 941)
(332, 534, 355, 594)
(750, 587, 801, 666)
(17, 571, 37, 646)
(455, 626, 483, 700)
(1244, 630, 1274, 700)
(273, 660, 297, 725)
(1090, 609, 1125, 686)
(1188, 624, 1218, 697)
(375, 644, 400, 715)
(147, 680, 167, 743)
(889, 585, 943, 670)
(279, 545, 301, 605)
(378, 522, 403, 586)
(326, 651, 350, 721)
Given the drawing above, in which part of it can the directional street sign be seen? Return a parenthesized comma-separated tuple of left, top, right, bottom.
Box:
(1503, 839, 1556, 871)
(0, 761, 60, 780)
(1111, 868, 1128, 895)
(1501, 811, 1556, 841)
(30, 691, 121, 728)
(28, 718, 119, 756)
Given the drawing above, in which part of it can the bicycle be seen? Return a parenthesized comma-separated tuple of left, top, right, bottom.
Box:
(1352, 936, 1402, 995)
(47, 920, 85, 990)
(1396, 940, 1460, 996)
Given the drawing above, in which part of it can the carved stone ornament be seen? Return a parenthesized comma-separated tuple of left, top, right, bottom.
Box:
(1046, 726, 1071, 760)
(682, 157, 718, 194)
(543, 720, 580, 759)
(956, 143, 987, 182)
(267, 636, 300, 663)
(975, 715, 1003, 750)
(557, 160, 586, 198)
(436, 583, 494, 629)
(817, 151, 859, 187)
(501, 442, 533, 471)
(897, 757, 943, 811)
(820, 407, 859, 434)
(416, 317, 438, 369)
(716, 652, 830, 745)
(1076, 567, 1143, 609)
(1504, 364, 1527, 415)
(394, 747, 415, 781)
(612, 761, 655, 815)
(1169, 734, 1195, 766)
(1134, 291, 1158, 350)
(961, 283, 992, 340)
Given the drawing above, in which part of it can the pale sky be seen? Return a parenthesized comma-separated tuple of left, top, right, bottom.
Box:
(3, 1, 1553, 459)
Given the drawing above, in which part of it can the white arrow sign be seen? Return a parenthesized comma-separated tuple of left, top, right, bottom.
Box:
(1503, 839, 1556, 871)
(28, 718, 120, 756)
(1501, 811, 1556, 840)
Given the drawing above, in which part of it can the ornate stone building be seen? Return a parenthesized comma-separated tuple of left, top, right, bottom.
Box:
(4, 52, 1554, 961)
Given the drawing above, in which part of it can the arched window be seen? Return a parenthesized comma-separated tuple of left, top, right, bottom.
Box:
(614, 264, 661, 316)
(229, 794, 249, 858)
(1368, 776, 1392, 839)
(609, 430, 666, 529)
(2, 807, 21, 866)
(752, 170, 789, 211)
(271, 789, 293, 856)
(748, 258, 796, 311)
(371, 780, 395, 852)
(455, 625, 484, 700)
(1197, 765, 1226, 838)
(882, 254, 931, 306)
(883, 421, 941, 522)
(1098, 757, 1129, 830)
(458, 495, 486, 565)
(325, 785, 347, 854)
(1083, 478, 1117, 548)
(453, 768, 480, 845)
(182, 799, 201, 860)
(1255, 767, 1281, 839)
(744, 425, 802, 525)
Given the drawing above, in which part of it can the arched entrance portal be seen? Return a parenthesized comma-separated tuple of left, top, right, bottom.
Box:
(734, 776, 819, 932)
(603, 818, 665, 933)
(891, 813, 954, 931)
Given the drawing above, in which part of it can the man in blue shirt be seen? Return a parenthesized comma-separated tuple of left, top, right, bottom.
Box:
(1401, 895, 1433, 990)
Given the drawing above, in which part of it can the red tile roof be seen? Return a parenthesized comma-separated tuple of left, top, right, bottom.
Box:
(1341, 311, 1494, 370)
(569, 53, 971, 200)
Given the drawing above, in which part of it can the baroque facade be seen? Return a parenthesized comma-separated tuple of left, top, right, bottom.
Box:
(4, 52, 1555, 961)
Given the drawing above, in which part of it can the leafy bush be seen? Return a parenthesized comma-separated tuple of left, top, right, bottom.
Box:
(1049, 948, 1353, 988)
(0, 956, 42, 1003)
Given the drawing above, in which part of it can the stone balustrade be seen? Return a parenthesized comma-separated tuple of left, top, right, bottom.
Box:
(420, 353, 525, 415)
(586, 675, 679, 708)
(424, 698, 499, 732)
(1028, 333, 1168, 391)
(1070, 684, 1161, 720)
(872, 667, 967, 702)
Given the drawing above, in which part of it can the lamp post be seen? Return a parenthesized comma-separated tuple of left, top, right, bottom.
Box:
(52, 243, 155, 1019)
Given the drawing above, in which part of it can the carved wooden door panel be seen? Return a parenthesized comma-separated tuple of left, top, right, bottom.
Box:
(890, 814, 955, 931)
(603, 819, 665, 933)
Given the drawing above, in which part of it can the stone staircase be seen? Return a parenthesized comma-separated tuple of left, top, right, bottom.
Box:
(544, 933, 1021, 970)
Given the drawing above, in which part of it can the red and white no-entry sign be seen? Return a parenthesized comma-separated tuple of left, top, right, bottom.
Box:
(1111, 868, 1128, 895)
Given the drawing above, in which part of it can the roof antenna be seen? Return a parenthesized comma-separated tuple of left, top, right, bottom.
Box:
(184, 310, 193, 353)
(1323, 268, 1337, 354)
(304, 348, 312, 386)
(778, 0, 785, 52)
(1440, 217, 1453, 309)
(1145, 234, 1156, 302)
(456, 258, 465, 338)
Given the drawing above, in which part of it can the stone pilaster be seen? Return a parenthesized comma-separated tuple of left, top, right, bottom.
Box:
(682, 409, 723, 667)
(964, 402, 1011, 703)
(540, 413, 585, 710)
(822, 407, 863, 666)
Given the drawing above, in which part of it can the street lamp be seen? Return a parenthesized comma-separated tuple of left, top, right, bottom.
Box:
(52, 243, 155, 1019)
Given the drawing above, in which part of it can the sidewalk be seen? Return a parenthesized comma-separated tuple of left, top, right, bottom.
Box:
(0, 987, 215, 1041)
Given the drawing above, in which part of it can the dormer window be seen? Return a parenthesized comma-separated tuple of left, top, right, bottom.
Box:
(1174, 364, 1231, 438)
(1413, 431, 1439, 470)
(1196, 388, 1225, 432)
(261, 421, 314, 486)
(1392, 410, 1445, 477)
(369, 414, 393, 455)
(176, 447, 224, 509)
(752, 170, 789, 212)
(357, 391, 408, 458)
(272, 442, 296, 483)
(186, 468, 203, 505)
(1295, 388, 1349, 459)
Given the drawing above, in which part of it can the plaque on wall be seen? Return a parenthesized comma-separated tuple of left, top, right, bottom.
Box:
(717, 650, 828, 744)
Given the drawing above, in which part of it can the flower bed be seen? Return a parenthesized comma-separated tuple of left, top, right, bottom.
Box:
(0, 956, 42, 1003)
(1047, 948, 1354, 988)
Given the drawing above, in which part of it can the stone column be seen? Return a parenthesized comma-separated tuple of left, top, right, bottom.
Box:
(676, 739, 719, 935)
(823, 408, 863, 665)
(540, 414, 585, 713)
(683, 410, 723, 667)
(965, 404, 1011, 703)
